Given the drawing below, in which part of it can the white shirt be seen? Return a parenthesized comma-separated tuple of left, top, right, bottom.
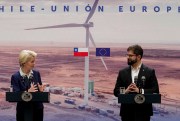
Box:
(19, 68, 33, 79)
(131, 62, 144, 94)
(131, 62, 142, 83)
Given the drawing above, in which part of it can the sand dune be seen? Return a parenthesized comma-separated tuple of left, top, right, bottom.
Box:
(0, 46, 180, 99)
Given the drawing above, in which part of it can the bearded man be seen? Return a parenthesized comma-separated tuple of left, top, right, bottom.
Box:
(113, 44, 159, 121)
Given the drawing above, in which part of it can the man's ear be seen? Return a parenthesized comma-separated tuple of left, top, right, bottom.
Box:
(137, 55, 141, 60)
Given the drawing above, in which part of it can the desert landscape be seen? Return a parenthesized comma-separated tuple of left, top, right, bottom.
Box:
(0, 44, 180, 121)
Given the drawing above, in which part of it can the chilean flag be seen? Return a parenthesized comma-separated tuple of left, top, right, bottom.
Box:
(74, 48, 88, 56)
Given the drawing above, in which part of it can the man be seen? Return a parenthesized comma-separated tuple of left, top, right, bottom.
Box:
(114, 45, 159, 121)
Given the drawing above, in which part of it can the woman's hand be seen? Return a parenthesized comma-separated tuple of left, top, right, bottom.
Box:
(37, 83, 46, 92)
(28, 83, 38, 92)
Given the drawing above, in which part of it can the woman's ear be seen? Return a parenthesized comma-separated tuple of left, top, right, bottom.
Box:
(21, 63, 25, 67)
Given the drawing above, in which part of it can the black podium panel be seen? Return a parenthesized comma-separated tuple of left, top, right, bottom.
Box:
(118, 94, 161, 104)
(6, 92, 50, 121)
(6, 92, 50, 103)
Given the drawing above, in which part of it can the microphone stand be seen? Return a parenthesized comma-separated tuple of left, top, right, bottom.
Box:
(138, 87, 142, 94)
(137, 80, 142, 94)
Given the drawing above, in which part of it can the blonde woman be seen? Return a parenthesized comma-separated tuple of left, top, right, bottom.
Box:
(11, 50, 45, 121)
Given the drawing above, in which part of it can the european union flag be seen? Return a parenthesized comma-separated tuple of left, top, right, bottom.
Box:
(96, 48, 110, 57)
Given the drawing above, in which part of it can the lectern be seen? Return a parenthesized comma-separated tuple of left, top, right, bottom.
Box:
(118, 94, 161, 104)
(6, 92, 50, 121)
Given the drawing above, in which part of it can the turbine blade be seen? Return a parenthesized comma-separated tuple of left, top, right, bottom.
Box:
(89, 31, 96, 47)
(25, 23, 84, 30)
(89, 31, 108, 70)
(100, 57, 108, 70)
(85, 0, 99, 23)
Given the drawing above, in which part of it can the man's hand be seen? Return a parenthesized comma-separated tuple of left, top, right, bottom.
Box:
(125, 83, 139, 93)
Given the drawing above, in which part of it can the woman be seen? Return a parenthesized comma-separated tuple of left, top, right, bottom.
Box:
(11, 50, 45, 121)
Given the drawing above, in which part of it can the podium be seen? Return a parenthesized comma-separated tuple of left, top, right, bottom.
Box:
(118, 94, 161, 104)
(6, 92, 50, 121)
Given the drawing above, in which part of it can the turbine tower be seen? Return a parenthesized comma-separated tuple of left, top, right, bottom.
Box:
(26, 0, 107, 105)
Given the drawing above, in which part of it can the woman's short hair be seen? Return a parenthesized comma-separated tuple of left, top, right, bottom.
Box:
(19, 50, 37, 67)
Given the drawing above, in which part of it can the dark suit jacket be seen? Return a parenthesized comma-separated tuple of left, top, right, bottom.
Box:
(114, 64, 159, 116)
(11, 70, 44, 110)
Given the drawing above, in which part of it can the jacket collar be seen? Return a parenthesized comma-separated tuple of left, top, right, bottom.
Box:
(127, 63, 146, 83)
(19, 68, 33, 78)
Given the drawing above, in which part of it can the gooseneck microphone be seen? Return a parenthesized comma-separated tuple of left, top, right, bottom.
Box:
(29, 74, 38, 88)
(141, 76, 146, 88)
(134, 76, 138, 85)
(134, 76, 140, 93)
(134, 76, 144, 93)
(29, 74, 34, 84)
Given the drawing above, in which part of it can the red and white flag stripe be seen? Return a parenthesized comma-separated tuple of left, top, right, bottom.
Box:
(74, 48, 88, 56)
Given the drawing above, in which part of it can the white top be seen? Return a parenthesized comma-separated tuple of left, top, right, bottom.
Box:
(131, 62, 144, 94)
(19, 68, 33, 79)
(131, 62, 142, 83)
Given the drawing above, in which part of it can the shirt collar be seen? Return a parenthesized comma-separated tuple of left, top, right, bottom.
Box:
(19, 68, 33, 78)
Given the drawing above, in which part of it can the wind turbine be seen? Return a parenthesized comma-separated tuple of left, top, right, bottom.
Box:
(26, 0, 107, 105)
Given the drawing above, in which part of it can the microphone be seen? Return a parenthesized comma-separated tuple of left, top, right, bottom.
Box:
(141, 76, 146, 88)
(134, 76, 138, 85)
(29, 74, 34, 84)
(29, 74, 38, 88)
(134, 76, 142, 93)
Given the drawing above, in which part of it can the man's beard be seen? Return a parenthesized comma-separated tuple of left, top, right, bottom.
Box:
(127, 59, 137, 65)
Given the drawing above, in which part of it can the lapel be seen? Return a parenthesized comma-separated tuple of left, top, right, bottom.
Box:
(31, 70, 38, 84)
(138, 64, 146, 80)
(17, 71, 29, 90)
(126, 66, 132, 85)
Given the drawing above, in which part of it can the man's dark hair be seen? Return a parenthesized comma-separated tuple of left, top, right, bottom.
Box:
(127, 44, 143, 59)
